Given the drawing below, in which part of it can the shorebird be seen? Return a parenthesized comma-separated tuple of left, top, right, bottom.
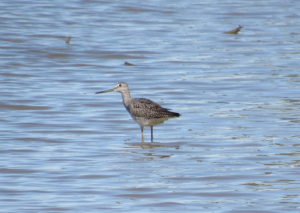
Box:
(224, 25, 243, 34)
(96, 82, 180, 142)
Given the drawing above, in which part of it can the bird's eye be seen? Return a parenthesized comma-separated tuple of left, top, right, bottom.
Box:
(118, 83, 122, 87)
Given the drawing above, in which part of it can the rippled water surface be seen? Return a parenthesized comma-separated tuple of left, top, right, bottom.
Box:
(1, 0, 300, 212)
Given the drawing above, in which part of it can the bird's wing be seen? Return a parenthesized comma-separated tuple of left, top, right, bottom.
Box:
(129, 98, 172, 118)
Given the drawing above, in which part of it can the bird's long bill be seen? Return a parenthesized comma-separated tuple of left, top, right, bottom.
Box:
(95, 87, 116, 94)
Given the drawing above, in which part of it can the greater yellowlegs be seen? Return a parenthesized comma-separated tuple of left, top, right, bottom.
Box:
(96, 82, 180, 142)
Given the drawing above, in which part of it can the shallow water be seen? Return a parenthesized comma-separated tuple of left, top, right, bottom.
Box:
(1, 0, 300, 212)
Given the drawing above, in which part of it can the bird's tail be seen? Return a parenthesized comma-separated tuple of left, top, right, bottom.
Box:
(170, 111, 180, 117)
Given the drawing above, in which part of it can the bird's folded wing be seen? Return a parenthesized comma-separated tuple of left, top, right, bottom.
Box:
(129, 98, 172, 118)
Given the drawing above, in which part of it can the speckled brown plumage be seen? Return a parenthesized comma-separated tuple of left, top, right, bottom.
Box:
(129, 98, 180, 119)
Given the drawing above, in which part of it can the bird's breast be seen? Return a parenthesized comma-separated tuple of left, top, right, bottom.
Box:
(132, 116, 169, 126)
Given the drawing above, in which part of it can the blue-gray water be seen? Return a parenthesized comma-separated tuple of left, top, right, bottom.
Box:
(1, 0, 300, 212)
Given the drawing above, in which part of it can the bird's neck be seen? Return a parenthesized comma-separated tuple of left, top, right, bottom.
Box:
(120, 90, 132, 109)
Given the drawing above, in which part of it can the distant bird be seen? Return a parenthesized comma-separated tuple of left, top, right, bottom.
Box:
(224, 25, 243, 34)
(124, 61, 135, 66)
(65, 36, 72, 44)
(96, 82, 180, 142)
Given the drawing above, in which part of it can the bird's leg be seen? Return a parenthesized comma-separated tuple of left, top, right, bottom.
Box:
(140, 126, 144, 143)
(150, 126, 154, 143)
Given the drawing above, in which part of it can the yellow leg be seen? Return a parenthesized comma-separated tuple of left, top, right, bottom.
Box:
(140, 126, 144, 143)
(150, 126, 153, 143)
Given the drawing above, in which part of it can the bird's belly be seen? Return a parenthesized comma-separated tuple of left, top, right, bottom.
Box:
(133, 116, 168, 126)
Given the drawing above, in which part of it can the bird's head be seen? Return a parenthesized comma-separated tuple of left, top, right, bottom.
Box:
(96, 82, 129, 94)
